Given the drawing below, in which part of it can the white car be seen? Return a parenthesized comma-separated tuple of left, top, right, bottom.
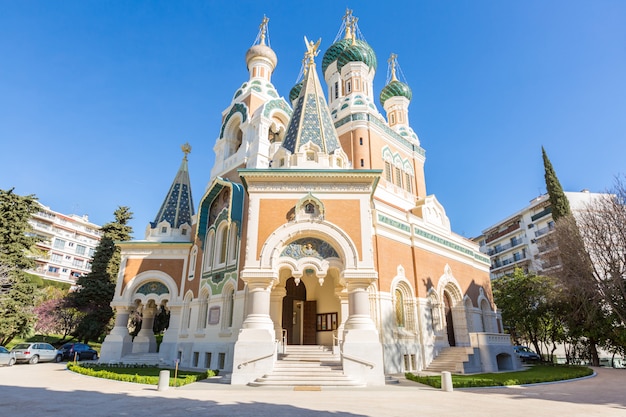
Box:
(11, 342, 61, 364)
(0, 346, 16, 366)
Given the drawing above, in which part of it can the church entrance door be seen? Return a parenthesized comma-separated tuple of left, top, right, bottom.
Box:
(444, 292, 456, 347)
(282, 278, 317, 345)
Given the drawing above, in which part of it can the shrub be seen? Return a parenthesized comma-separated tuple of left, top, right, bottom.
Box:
(67, 362, 217, 386)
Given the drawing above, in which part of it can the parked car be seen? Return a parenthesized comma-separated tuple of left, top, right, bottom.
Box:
(57, 343, 98, 361)
(514, 345, 541, 362)
(0, 346, 16, 366)
(11, 342, 61, 364)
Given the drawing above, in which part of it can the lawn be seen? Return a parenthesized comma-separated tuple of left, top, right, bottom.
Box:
(67, 362, 217, 387)
(406, 364, 594, 388)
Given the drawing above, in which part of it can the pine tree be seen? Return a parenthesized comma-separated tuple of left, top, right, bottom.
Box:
(542, 147, 571, 221)
(0, 188, 40, 345)
(68, 206, 132, 342)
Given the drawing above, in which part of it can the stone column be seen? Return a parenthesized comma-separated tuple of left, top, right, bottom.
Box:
(132, 303, 157, 353)
(341, 276, 385, 386)
(270, 285, 286, 345)
(231, 275, 277, 385)
(158, 304, 182, 364)
(100, 305, 133, 362)
(335, 287, 349, 349)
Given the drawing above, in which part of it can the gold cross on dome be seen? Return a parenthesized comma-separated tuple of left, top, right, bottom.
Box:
(181, 142, 191, 159)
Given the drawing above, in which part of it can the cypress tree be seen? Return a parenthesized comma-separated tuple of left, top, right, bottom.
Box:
(542, 147, 571, 221)
(68, 206, 132, 342)
(0, 188, 40, 345)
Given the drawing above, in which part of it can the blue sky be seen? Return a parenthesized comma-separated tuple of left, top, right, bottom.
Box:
(1, 1, 625, 239)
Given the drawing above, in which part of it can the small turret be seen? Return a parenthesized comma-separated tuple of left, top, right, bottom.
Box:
(245, 16, 277, 82)
(146, 143, 195, 242)
(381, 53, 412, 128)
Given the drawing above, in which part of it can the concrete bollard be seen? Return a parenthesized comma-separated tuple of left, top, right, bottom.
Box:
(441, 371, 453, 392)
(157, 369, 170, 391)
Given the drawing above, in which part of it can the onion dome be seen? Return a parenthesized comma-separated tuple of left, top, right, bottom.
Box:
(289, 80, 303, 102)
(321, 38, 352, 74)
(245, 43, 277, 71)
(380, 80, 412, 106)
(245, 16, 277, 71)
(336, 39, 377, 73)
(380, 53, 411, 106)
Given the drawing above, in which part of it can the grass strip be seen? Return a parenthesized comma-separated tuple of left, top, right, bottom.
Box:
(406, 364, 593, 388)
(67, 362, 217, 387)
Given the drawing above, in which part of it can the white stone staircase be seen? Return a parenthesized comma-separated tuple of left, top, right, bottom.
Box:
(425, 347, 475, 374)
(116, 353, 161, 366)
(249, 345, 364, 387)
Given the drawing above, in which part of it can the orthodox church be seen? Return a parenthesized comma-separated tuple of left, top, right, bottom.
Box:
(100, 12, 518, 386)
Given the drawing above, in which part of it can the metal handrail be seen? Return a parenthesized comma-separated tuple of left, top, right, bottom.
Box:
(237, 351, 275, 369)
(341, 352, 375, 369)
(281, 329, 288, 354)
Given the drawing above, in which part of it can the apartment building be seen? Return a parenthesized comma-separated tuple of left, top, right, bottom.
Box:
(475, 190, 605, 279)
(28, 203, 102, 286)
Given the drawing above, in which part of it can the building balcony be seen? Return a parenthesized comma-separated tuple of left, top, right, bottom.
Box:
(491, 252, 529, 272)
(485, 221, 521, 244)
(534, 224, 555, 238)
(487, 237, 525, 255)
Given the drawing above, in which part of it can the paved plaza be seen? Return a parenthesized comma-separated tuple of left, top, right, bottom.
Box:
(1, 363, 624, 416)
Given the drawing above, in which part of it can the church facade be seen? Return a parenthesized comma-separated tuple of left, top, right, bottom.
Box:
(100, 12, 518, 385)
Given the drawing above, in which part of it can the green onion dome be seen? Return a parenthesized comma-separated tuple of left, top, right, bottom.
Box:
(336, 39, 377, 73)
(289, 81, 303, 102)
(380, 80, 412, 107)
(321, 38, 352, 75)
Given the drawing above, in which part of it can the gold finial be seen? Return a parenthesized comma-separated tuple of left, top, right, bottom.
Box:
(181, 142, 192, 160)
(388, 53, 398, 81)
(343, 9, 353, 39)
(304, 36, 321, 67)
(259, 15, 269, 45)
(350, 16, 358, 45)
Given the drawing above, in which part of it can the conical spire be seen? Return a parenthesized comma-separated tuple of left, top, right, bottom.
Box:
(151, 143, 195, 229)
(282, 38, 341, 155)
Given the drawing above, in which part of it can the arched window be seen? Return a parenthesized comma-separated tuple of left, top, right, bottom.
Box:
(395, 289, 405, 327)
(394, 166, 403, 188)
(203, 230, 215, 272)
(228, 224, 238, 264)
(189, 246, 198, 279)
(384, 161, 392, 182)
(217, 225, 228, 265)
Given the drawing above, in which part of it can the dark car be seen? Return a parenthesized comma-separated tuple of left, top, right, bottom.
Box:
(58, 343, 98, 361)
(514, 345, 541, 362)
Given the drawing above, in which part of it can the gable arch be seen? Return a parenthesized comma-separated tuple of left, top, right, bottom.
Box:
(120, 270, 179, 306)
(437, 264, 464, 306)
(258, 220, 359, 272)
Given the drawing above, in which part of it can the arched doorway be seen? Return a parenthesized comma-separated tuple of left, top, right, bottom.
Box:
(282, 277, 317, 345)
(444, 292, 456, 347)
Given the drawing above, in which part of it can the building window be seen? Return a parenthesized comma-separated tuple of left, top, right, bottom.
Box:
(50, 253, 62, 263)
(182, 228, 187, 235)
(218, 352, 226, 369)
(334, 81, 339, 99)
(53, 239, 65, 249)
(72, 259, 84, 268)
(384, 162, 392, 182)
(219, 226, 228, 264)
(395, 289, 405, 327)
(359, 137, 363, 145)
(306, 152, 315, 161)
(360, 159, 364, 167)
(394, 167, 403, 188)
(88, 248, 95, 257)
(390, 113, 396, 124)
(48, 266, 59, 273)
(205, 352, 212, 368)
(161, 226, 167, 233)
(223, 288, 234, 329)
(405, 173, 413, 193)
(305, 203, 315, 214)
(75, 245, 86, 255)
(346, 80, 351, 93)
(280, 158, 285, 167)
(193, 352, 199, 367)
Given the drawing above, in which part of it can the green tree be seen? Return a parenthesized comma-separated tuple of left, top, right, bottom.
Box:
(492, 268, 564, 358)
(542, 147, 571, 221)
(0, 188, 40, 345)
(67, 206, 132, 343)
